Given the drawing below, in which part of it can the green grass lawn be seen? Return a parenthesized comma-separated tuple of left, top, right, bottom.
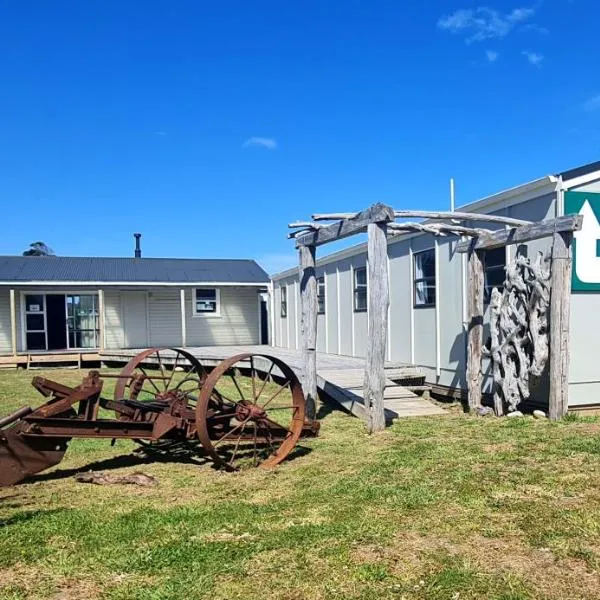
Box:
(2, 368, 600, 599)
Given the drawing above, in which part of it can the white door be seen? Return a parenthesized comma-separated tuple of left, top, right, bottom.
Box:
(122, 292, 148, 348)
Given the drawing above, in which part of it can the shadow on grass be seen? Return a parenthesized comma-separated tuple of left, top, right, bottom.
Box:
(23, 438, 313, 485)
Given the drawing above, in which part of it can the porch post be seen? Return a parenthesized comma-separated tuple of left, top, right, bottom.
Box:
(299, 244, 318, 421)
(549, 231, 572, 420)
(98, 289, 105, 352)
(363, 221, 389, 433)
(466, 244, 484, 412)
(9, 289, 16, 356)
(180, 288, 187, 347)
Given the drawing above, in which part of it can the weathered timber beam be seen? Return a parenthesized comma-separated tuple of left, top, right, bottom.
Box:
(394, 210, 531, 227)
(312, 213, 357, 221)
(387, 222, 487, 237)
(313, 209, 531, 227)
(288, 221, 323, 229)
(455, 215, 583, 253)
(296, 203, 395, 247)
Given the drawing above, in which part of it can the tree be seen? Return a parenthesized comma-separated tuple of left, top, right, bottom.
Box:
(23, 242, 54, 256)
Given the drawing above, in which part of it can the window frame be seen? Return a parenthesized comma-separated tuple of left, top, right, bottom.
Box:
(353, 266, 368, 313)
(317, 276, 326, 315)
(413, 248, 436, 308)
(280, 286, 287, 318)
(483, 247, 507, 304)
(192, 287, 221, 317)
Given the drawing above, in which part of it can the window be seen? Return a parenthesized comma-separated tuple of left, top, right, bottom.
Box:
(280, 286, 287, 318)
(354, 267, 367, 312)
(194, 288, 220, 315)
(413, 249, 436, 307)
(484, 247, 506, 303)
(317, 276, 326, 314)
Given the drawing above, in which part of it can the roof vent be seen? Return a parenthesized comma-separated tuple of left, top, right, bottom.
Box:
(134, 233, 142, 258)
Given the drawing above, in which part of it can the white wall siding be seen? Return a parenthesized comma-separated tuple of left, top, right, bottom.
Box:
(337, 259, 353, 356)
(103, 290, 125, 349)
(388, 240, 412, 364)
(326, 267, 339, 354)
(0, 290, 12, 353)
(148, 289, 181, 347)
(185, 287, 260, 346)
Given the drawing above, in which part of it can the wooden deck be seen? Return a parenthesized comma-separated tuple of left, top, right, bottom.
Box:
(100, 345, 446, 421)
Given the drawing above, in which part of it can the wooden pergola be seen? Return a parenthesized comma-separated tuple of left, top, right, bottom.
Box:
(289, 204, 582, 432)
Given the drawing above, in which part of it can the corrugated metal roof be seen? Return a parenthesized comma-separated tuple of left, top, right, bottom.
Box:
(0, 256, 270, 284)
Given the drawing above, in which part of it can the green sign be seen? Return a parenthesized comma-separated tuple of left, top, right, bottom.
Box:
(565, 191, 600, 291)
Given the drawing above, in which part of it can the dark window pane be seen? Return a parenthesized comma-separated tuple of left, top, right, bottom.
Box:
(355, 267, 366, 286)
(317, 277, 325, 314)
(414, 250, 435, 279)
(354, 289, 367, 311)
(26, 314, 44, 331)
(26, 332, 45, 350)
(486, 267, 505, 289)
(26, 295, 44, 313)
(485, 247, 506, 269)
(195, 288, 217, 312)
(281, 287, 287, 318)
(415, 281, 436, 306)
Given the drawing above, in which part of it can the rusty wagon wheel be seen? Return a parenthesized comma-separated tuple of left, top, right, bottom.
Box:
(114, 347, 207, 403)
(114, 347, 208, 450)
(196, 354, 305, 470)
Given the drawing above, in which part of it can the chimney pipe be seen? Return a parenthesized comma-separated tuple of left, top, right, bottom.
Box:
(134, 233, 142, 258)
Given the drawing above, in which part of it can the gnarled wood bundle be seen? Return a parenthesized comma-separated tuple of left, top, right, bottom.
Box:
(487, 251, 551, 414)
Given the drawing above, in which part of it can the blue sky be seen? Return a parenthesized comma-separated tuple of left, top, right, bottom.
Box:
(1, 0, 599, 273)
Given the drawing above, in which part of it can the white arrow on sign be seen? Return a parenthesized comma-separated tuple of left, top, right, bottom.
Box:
(574, 199, 600, 284)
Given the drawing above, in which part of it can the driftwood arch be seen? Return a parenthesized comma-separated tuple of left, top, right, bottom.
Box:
(289, 204, 582, 432)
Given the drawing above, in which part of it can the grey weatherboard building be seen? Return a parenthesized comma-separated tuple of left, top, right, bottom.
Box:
(271, 160, 600, 410)
(0, 256, 270, 362)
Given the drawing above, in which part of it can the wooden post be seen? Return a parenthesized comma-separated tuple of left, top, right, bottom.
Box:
(97, 289, 105, 352)
(363, 221, 389, 433)
(549, 232, 572, 420)
(299, 244, 318, 420)
(180, 289, 187, 348)
(466, 245, 484, 412)
(9, 289, 16, 357)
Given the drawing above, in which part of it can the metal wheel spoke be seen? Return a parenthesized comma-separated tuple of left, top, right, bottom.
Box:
(255, 362, 275, 402)
(139, 367, 162, 395)
(250, 357, 257, 401)
(156, 350, 167, 390)
(229, 422, 247, 467)
(264, 405, 297, 411)
(229, 373, 246, 401)
(261, 380, 291, 410)
(213, 416, 252, 447)
(166, 352, 181, 389)
(262, 416, 294, 437)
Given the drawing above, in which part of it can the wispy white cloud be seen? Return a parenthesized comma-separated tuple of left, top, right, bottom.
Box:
(243, 137, 278, 150)
(522, 50, 543, 66)
(583, 95, 600, 112)
(522, 23, 549, 34)
(486, 50, 499, 62)
(438, 6, 536, 43)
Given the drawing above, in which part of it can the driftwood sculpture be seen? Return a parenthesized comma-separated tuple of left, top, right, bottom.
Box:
(487, 251, 551, 414)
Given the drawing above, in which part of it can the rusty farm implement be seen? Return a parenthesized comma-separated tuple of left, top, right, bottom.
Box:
(0, 348, 318, 486)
